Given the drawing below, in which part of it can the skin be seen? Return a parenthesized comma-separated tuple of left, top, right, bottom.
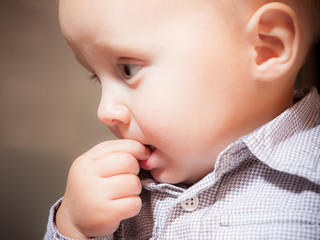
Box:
(57, 0, 307, 238)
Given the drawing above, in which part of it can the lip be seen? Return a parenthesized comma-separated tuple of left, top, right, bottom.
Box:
(139, 147, 156, 170)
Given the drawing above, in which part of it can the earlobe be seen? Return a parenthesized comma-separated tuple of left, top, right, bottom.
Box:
(247, 3, 300, 81)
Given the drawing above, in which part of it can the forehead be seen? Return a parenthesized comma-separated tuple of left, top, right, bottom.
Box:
(59, 0, 216, 49)
(59, 0, 152, 38)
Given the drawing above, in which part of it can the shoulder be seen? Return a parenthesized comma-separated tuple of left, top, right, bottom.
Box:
(243, 87, 320, 184)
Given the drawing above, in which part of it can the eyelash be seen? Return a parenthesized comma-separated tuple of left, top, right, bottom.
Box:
(88, 63, 142, 84)
(89, 74, 100, 84)
(118, 64, 142, 81)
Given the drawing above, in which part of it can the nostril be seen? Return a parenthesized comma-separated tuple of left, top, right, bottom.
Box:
(97, 103, 131, 126)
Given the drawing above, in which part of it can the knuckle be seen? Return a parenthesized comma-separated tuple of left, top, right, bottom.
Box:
(117, 196, 142, 220)
(120, 154, 139, 174)
(128, 175, 142, 193)
(119, 153, 133, 167)
(95, 141, 115, 152)
(99, 140, 112, 147)
(129, 196, 142, 215)
(69, 156, 92, 179)
(121, 139, 144, 153)
(69, 158, 84, 177)
(92, 142, 106, 152)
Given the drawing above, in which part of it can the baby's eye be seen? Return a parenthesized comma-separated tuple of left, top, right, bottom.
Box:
(119, 64, 142, 80)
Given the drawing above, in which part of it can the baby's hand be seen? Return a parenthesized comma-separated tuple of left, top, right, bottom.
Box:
(56, 139, 150, 239)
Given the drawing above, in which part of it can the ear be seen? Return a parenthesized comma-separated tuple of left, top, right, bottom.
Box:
(247, 2, 300, 82)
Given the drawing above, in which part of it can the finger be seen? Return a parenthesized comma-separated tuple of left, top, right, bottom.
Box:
(84, 139, 151, 161)
(94, 152, 140, 177)
(110, 195, 142, 221)
(104, 174, 142, 200)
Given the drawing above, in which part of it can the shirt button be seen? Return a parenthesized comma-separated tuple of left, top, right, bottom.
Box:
(180, 195, 199, 212)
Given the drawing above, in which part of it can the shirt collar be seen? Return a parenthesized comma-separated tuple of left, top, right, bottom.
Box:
(242, 87, 320, 184)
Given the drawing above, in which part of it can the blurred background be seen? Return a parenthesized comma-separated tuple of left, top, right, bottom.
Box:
(0, 0, 319, 239)
(1, 0, 114, 239)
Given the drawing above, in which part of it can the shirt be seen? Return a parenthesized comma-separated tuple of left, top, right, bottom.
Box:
(44, 88, 320, 240)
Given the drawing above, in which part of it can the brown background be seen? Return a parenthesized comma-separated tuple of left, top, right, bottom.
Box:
(1, 0, 114, 239)
(0, 0, 319, 239)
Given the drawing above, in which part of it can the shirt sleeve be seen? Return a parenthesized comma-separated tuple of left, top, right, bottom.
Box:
(43, 197, 115, 240)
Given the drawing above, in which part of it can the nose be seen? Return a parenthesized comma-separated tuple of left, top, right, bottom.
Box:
(97, 95, 131, 127)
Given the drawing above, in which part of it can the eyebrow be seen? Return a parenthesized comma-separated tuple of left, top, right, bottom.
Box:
(72, 36, 153, 73)
(95, 35, 154, 61)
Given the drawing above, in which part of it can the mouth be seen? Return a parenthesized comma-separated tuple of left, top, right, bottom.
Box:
(145, 144, 156, 152)
(140, 144, 156, 170)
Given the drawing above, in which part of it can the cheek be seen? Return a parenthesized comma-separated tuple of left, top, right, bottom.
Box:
(133, 69, 213, 135)
(133, 90, 193, 150)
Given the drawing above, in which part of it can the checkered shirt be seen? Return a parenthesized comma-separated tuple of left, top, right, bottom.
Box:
(45, 88, 320, 240)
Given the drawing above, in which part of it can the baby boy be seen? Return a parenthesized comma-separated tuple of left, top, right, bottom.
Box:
(45, 0, 320, 239)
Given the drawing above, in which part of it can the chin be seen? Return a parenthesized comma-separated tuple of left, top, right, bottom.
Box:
(151, 169, 188, 185)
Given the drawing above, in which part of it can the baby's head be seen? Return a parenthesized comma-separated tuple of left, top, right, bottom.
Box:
(59, 0, 319, 184)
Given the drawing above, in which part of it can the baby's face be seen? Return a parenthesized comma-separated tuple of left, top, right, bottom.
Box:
(60, 0, 253, 184)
